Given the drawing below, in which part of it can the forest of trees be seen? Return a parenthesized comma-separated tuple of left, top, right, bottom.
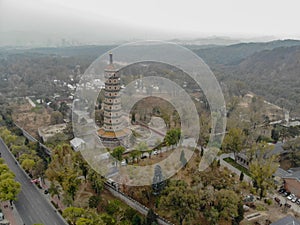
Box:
(1, 41, 300, 224)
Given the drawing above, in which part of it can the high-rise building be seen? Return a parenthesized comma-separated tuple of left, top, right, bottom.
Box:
(98, 53, 130, 148)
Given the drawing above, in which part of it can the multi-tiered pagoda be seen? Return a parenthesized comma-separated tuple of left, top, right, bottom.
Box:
(98, 53, 130, 148)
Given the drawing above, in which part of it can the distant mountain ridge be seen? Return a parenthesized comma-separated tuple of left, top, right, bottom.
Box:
(194, 39, 300, 66)
(195, 42, 300, 115)
(233, 45, 300, 111)
(1, 39, 300, 115)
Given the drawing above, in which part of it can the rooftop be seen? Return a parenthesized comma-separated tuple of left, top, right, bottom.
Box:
(274, 167, 291, 178)
(98, 128, 131, 139)
(70, 137, 85, 151)
(38, 123, 67, 142)
(284, 167, 300, 181)
(270, 215, 300, 225)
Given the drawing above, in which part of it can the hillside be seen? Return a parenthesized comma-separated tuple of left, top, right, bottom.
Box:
(194, 41, 300, 115)
(224, 46, 300, 114)
(1, 40, 300, 115)
(194, 39, 300, 66)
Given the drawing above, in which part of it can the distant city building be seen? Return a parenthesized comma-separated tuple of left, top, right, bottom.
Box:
(98, 54, 130, 148)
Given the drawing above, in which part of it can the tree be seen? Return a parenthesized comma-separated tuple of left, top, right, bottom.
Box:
(180, 150, 187, 167)
(76, 211, 105, 225)
(124, 208, 138, 221)
(239, 172, 244, 181)
(62, 172, 81, 200)
(164, 128, 181, 148)
(88, 195, 101, 208)
(271, 129, 280, 142)
(106, 200, 121, 215)
(215, 189, 240, 221)
(50, 111, 64, 125)
(62, 207, 85, 225)
(0, 127, 17, 147)
(111, 146, 125, 166)
(146, 208, 158, 225)
(129, 150, 141, 163)
(24, 137, 29, 145)
(88, 169, 104, 195)
(159, 180, 197, 225)
(0, 172, 15, 181)
(46, 144, 76, 183)
(0, 162, 10, 174)
(0, 178, 21, 202)
(234, 202, 244, 225)
(46, 144, 80, 200)
(131, 113, 136, 124)
(76, 218, 93, 225)
(100, 213, 116, 225)
(21, 158, 35, 172)
(73, 153, 89, 181)
(249, 142, 279, 199)
(48, 182, 61, 200)
(222, 128, 246, 160)
(0, 160, 21, 202)
(132, 214, 142, 225)
(204, 207, 219, 225)
(152, 165, 165, 195)
(59, 101, 70, 117)
(136, 141, 148, 156)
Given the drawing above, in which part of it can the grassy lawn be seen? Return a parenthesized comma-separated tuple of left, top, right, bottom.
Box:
(223, 157, 252, 177)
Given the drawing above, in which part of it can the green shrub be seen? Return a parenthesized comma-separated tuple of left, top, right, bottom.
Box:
(256, 204, 267, 211)
(264, 198, 272, 205)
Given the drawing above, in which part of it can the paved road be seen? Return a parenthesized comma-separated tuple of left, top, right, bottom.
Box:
(0, 138, 67, 225)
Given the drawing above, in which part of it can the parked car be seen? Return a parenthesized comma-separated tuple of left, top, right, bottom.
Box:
(121, 160, 127, 166)
(296, 199, 300, 205)
(274, 197, 281, 203)
(292, 197, 298, 203)
(30, 178, 39, 184)
(153, 150, 158, 155)
(283, 191, 291, 196)
(287, 194, 295, 200)
(141, 155, 147, 159)
(0, 220, 10, 225)
(278, 188, 285, 194)
(0, 209, 4, 221)
(285, 203, 292, 208)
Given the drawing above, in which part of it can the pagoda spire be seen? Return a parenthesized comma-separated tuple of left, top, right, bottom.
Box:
(109, 53, 113, 64)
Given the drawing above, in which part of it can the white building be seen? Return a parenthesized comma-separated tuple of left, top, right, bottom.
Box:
(70, 137, 85, 151)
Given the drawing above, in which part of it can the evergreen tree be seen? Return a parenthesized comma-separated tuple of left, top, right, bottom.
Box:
(152, 165, 165, 195)
(239, 172, 244, 181)
(180, 150, 187, 167)
(146, 208, 158, 225)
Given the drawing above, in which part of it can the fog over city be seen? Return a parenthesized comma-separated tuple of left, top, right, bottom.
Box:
(1, 0, 300, 46)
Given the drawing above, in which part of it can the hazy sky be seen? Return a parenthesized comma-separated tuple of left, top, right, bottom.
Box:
(1, 0, 300, 45)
